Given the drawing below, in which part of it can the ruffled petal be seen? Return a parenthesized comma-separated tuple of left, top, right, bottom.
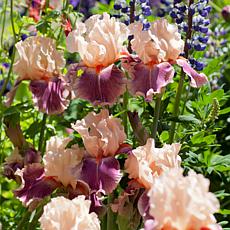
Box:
(14, 163, 58, 207)
(65, 63, 126, 105)
(29, 77, 69, 115)
(122, 57, 174, 101)
(176, 58, 208, 88)
(80, 157, 122, 194)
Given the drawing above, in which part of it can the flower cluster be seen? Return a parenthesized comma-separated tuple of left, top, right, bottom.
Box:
(7, 13, 208, 110)
(113, 0, 152, 29)
(2, 5, 223, 229)
(5, 109, 127, 213)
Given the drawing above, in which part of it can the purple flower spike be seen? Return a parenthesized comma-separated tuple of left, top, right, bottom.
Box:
(122, 57, 174, 101)
(65, 63, 126, 106)
(14, 163, 58, 208)
(80, 157, 122, 194)
(29, 77, 69, 115)
(176, 59, 208, 88)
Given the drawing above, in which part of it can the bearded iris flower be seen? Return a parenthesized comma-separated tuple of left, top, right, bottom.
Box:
(147, 169, 221, 230)
(65, 13, 129, 105)
(72, 109, 127, 194)
(7, 36, 69, 115)
(122, 19, 208, 101)
(39, 196, 101, 230)
(125, 138, 181, 189)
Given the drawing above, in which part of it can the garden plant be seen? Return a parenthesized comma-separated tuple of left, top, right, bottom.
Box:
(0, 0, 230, 229)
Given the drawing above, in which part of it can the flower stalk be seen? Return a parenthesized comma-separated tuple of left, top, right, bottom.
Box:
(169, 0, 194, 143)
(1, 0, 7, 48)
(169, 72, 185, 143)
(38, 113, 47, 153)
(152, 94, 162, 140)
(0, 0, 17, 101)
(123, 89, 129, 136)
(107, 194, 117, 230)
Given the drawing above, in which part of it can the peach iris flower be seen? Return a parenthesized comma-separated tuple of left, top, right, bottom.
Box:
(65, 13, 129, 105)
(14, 36, 65, 81)
(8, 36, 68, 115)
(39, 196, 100, 230)
(148, 169, 221, 230)
(43, 136, 84, 188)
(125, 138, 181, 189)
(122, 19, 208, 101)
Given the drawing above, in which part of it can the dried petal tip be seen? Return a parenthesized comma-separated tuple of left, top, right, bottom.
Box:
(222, 5, 230, 22)
(30, 77, 70, 115)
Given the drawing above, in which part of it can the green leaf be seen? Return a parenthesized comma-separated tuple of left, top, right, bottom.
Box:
(191, 132, 204, 144)
(219, 209, 230, 215)
(219, 107, 230, 115)
(160, 131, 169, 142)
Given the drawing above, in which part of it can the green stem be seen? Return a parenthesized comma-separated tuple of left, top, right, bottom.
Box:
(107, 194, 117, 230)
(65, 0, 69, 10)
(1, 0, 7, 48)
(28, 205, 44, 229)
(169, 0, 194, 143)
(209, 1, 222, 12)
(0, 0, 17, 101)
(169, 72, 185, 143)
(38, 113, 47, 153)
(181, 85, 190, 115)
(45, 0, 50, 13)
(10, 0, 16, 42)
(152, 94, 162, 140)
(0, 47, 16, 101)
(17, 211, 31, 230)
(123, 89, 129, 135)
